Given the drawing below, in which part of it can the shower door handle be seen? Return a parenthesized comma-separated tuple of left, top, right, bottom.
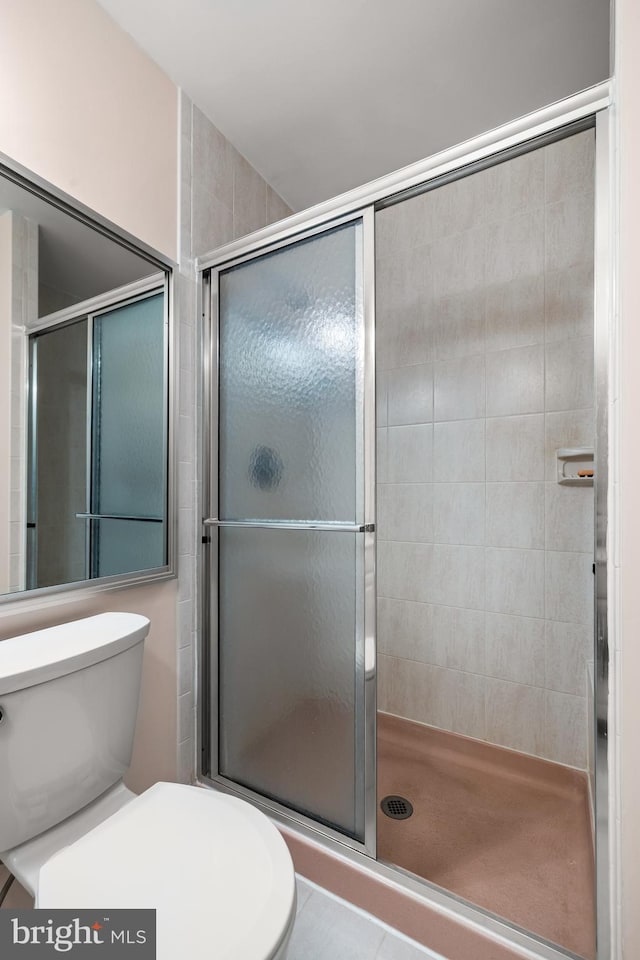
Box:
(203, 518, 375, 533)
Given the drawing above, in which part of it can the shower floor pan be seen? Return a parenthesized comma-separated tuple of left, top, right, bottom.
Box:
(377, 712, 595, 959)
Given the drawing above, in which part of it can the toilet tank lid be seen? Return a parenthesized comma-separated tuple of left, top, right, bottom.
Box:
(0, 613, 150, 695)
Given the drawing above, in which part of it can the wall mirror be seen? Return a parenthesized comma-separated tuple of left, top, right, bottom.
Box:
(0, 157, 173, 600)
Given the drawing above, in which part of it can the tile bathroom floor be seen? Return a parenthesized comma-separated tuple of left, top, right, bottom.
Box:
(0, 864, 442, 960)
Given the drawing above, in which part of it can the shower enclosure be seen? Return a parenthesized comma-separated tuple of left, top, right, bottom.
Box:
(200, 85, 610, 960)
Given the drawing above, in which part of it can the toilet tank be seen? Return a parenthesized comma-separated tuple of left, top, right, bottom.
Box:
(0, 612, 149, 852)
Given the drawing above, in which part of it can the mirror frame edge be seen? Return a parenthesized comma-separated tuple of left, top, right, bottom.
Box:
(0, 148, 178, 610)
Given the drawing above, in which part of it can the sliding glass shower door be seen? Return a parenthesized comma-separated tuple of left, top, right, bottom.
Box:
(205, 213, 376, 850)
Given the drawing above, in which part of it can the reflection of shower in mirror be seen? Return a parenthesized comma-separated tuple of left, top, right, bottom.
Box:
(0, 162, 171, 599)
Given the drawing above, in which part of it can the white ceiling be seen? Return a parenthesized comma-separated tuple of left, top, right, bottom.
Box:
(97, 0, 609, 212)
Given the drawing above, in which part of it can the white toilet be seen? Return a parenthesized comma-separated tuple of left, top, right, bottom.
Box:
(0, 612, 296, 959)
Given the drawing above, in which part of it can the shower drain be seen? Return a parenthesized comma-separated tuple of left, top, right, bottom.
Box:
(380, 795, 413, 820)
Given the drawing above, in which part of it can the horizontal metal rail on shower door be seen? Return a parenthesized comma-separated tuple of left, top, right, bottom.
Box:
(75, 513, 164, 522)
(203, 519, 375, 532)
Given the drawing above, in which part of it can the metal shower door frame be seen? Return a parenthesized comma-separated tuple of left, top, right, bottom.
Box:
(197, 80, 613, 960)
(200, 207, 378, 858)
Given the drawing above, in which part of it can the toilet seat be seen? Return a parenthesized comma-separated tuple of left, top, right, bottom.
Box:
(37, 782, 296, 960)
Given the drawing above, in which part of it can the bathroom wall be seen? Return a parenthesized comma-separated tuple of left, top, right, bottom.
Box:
(174, 94, 293, 780)
(0, 0, 178, 258)
(0, 0, 180, 791)
(376, 130, 595, 769)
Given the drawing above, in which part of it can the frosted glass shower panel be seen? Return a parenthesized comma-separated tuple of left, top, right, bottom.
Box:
(218, 526, 364, 840)
(94, 518, 165, 578)
(218, 221, 363, 522)
(93, 294, 166, 518)
(92, 293, 166, 574)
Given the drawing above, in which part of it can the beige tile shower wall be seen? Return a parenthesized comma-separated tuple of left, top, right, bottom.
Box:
(175, 96, 293, 781)
(191, 105, 292, 258)
(376, 130, 595, 769)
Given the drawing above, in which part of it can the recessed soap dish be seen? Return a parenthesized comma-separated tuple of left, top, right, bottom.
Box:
(556, 448, 594, 486)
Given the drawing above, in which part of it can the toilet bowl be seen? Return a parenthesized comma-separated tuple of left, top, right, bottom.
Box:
(0, 613, 296, 959)
(37, 783, 296, 960)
